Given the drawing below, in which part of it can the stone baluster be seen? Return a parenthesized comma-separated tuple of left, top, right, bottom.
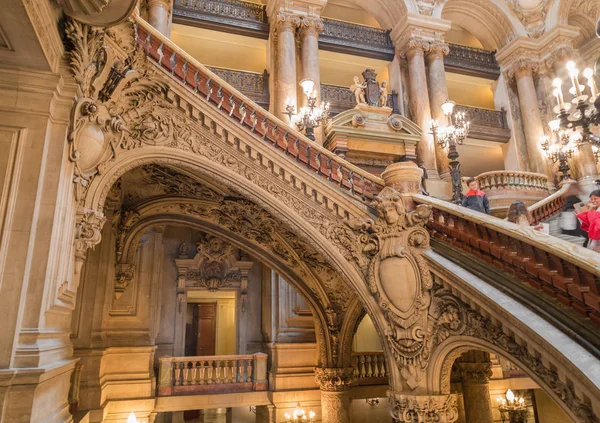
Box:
(299, 16, 324, 144)
(402, 37, 440, 181)
(315, 367, 355, 423)
(388, 392, 459, 423)
(147, 0, 173, 37)
(272, 12, 300, 123)
(508, 59, 553, 185)
(454, 352, 494, 423)
(426, 39, 452, 179)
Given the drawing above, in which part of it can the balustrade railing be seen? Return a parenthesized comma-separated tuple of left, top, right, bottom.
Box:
(414, 194, 600, 325)
(352, 352, 388, 385)
(135, 17, 385, 204)
(320, 18, 394, 60)
(527, 182, 572, 224)
(445, 43, 500, 79)
(454, 105, 507, 130)
(476, 171, 548, 192)
(158, 353, 268, 396)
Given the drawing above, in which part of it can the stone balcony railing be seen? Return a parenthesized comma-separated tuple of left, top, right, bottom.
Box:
(351, 352, 388, 386)
(207, 66, 269, 110)
(455, 105, 510, 142)
(157, 353, 268, 396)
(475, 171, 550, 217)
(445, 43, 500, 79)
(320, 18, 394, 60)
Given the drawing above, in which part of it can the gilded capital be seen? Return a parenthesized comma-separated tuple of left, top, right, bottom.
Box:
(388, 393, 459, 423)
(299, 16, 324, 36)
(314, 367, 355, 392)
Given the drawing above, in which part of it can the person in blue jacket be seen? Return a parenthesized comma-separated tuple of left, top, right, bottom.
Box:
(461, 178, 490, 214)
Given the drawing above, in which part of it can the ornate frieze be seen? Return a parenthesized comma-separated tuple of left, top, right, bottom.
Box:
(388, 393, 459, 423)
(314, 367, 355, 391)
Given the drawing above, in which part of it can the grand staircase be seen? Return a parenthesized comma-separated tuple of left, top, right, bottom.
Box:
(546, 213, 587, 247)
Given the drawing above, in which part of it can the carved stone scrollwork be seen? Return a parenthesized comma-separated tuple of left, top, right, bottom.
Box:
(427, 40, 450, 59)
(344, 188, 467, 389)
(388, 392, 459, 423)
(314, 367, 355, 392)
(507, 58, 539, 79)
(299, 16, 324, 36)
(274, 12, 301, 32)
(454, 361, 493, 384)
(74, 208, 106, 274)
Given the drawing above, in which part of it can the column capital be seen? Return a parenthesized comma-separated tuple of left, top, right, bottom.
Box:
(401, 36, 430, 58)
(426, 39, 450, 60)
(299, 16, 324, 36)
(388, 392, 459, 423)
(454, 361, 493, 384)
(314, 367, 355, 392)
(390, 14, 451, 58)
(274, 12, 301, 32)
(507, 57, 540, 79)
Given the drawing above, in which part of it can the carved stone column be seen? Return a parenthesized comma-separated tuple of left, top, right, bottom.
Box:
(510, 60, 553, 182)
(273, 13, 300, 123)
(256, 405, 276, 423)
(404, 37, 439, 181)
(299, 16, 324, 144)
(426, 40, 451, 179)
(147, 0, 172, 37)
(455, 355, 494, 423)
(315, 368, 354, 423)
(388, 392, 459, 423)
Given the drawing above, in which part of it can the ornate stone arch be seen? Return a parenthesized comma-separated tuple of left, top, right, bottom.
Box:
(437, 0, 527, 49)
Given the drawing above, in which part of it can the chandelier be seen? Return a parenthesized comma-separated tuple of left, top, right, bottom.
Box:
(541, 119, 576, 182)
(284, 402, 316, 422)
(551, 61, 600, 145)
(284, 79, 330, 142)
(430, 100, 471, 204)
(496, 389, 528, 423)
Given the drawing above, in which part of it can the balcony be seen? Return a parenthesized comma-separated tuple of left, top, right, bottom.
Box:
(445, 43, 500, 79)
(454, 105, 511, 142)
(207, 66, 269, 110)
(320, 18, 394, 60)
(157, 353, 268, 396)
(351, 352, 388, 386)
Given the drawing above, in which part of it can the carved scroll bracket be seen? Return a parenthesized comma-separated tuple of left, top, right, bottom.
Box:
(74, 207, 106, 275)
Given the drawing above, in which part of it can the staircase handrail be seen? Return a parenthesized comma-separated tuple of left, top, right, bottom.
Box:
(134, 16, 385, 204)
(527, 182, 573, 224)
(413, 193, 600, 276)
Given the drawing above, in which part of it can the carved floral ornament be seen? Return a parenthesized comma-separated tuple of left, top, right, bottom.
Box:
(314, 367, 355, 392)
(388, 393, 459, 423)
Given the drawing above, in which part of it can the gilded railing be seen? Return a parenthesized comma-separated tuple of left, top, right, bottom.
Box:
(351, 352, 388, 385)
(157, 353, 268, 395)
(135, 18, 385, 203)
(414, 194, 600, 325)
(320, 18, 394, 59)
(454, 105, 507, 130)
(476, 171, 548, 192)
(445, 43, 500, 79)
(527, 183, 573, 224)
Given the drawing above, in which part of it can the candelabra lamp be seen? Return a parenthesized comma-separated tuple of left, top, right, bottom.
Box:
(551, 61, 600, 146)
(542, 119, 575, 181)
(497, 389, 528, 423)
(284, 79, 330, 142)
(430, 100, 471, 204)
(284, 403, 316, 423)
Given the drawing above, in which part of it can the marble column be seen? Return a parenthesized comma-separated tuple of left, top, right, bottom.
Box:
(299, 16, 324, 144)
(426, 40, 451, 179)
(315, 368, 354, 423)
(388, 392, 459, 423)
(511, 60, 553, 182)
(273, 13, 300, 123)
(455, 359, 494, 423)
(147, 0, 172, 37)
(404, 37, 439, 180)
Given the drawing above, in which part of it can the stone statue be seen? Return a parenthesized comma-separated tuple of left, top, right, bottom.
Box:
(350, 76, 367, 105)
(379, 81, 389, 107)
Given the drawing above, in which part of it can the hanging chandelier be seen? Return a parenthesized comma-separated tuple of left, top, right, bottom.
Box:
(551, 61, 600, 145)
(284, 402, 316, 422)
(284, 79, 330, 141)
(496, 389, 528, 423)
(541, 119, 577, 181)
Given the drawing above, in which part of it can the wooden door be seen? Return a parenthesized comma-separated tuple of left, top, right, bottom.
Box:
(196, 303, 217, 356)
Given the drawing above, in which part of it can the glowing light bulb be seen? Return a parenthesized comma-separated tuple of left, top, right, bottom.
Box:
(506, 389, 515, 402)
(127, 413, 138, 423)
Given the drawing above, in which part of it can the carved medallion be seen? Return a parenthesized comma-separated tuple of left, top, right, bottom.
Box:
(361, 68, 380, 107)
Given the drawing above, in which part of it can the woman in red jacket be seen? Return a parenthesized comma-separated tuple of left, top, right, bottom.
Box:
(576, 190, 600, 252)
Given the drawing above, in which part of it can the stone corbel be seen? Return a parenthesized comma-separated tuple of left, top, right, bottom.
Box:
(74, 207, 106, 275)
(237, 260, 254, 313)
(114, 263, 135, 299)
(388, 392, 459, 423)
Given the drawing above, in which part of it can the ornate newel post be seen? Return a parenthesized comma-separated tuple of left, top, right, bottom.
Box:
(273, 13, 300, 123)
(147, 0, 173, 37)
(426, 39, 452, 179)
(455, 352, 494, 423)
(315, 368, 355, 423)
(389, 393, 459, 423)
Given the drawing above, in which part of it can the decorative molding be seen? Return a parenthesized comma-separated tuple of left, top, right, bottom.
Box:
(388, 393, 459, 423)
(503, 0, 549, 39)
(314, 367, 355, 391)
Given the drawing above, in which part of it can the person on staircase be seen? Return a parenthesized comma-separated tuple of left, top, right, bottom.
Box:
(560, 183, 589, 247)
(576, 190, 600, 253)
(462, 178, 490, 214)
(507, 200, 544, 230)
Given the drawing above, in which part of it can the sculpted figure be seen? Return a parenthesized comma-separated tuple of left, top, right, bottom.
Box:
(350, 76, 367, 105)
(379, 80, 389, 107)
